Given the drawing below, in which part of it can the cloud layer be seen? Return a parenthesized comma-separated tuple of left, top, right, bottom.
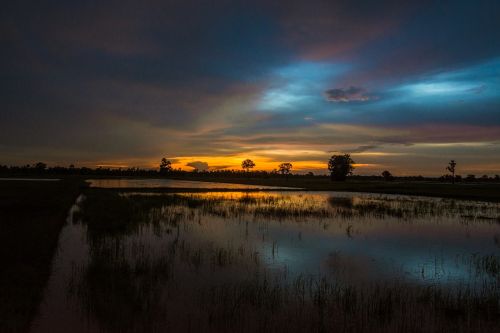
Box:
(1, 1, 500, 175)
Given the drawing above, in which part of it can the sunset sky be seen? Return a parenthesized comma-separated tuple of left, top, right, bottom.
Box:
(1, 1, 500, 175)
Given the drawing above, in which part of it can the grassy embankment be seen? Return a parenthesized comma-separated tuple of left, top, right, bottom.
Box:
(0, 179, 86, 332)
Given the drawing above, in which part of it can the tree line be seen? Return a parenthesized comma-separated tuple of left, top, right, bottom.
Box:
(1, 156, 499, 182)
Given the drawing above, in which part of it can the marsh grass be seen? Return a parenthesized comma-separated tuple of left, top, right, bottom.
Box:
(112, 192, 500, 222)
(70, 252, 500, 332)
(471, 254, 500, 277)
(67, 190, 500, 332)
(197, 276, 499, 333)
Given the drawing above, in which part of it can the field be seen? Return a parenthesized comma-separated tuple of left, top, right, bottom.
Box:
(2, 178, 500, 332)
(34, 188, 500, 332)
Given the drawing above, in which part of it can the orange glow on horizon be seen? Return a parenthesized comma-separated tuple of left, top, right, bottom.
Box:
(162, 156, 379, 173)
(90, 156, 390, 174)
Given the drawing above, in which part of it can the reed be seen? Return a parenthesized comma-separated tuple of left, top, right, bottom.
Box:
(68, 190, 500, 332)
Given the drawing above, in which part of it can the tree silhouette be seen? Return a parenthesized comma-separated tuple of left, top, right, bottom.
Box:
(466, 174, 475, 181)
(381, 170, 394, 181)
(241, 159, 255, 172)
(278, 162, 293, 175)
(328, 154, 354, 181)
(446, 160, 457, 184)
(34, 162, 47, 173)
(35, 162, 46, 170)
(159, 158, 172, 174)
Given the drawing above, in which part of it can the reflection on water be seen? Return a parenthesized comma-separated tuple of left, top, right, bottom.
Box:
(87, 178, 299, 189)
(31, 192, 500, 332)
(0, 178, 60, 181)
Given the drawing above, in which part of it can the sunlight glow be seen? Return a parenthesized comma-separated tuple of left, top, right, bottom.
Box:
(259, 61, 346, 111)
(406, 82, 480, 96)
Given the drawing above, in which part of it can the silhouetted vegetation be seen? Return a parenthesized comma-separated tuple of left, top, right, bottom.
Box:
(381, 170, 394, 181)
(1, 162, 499, 184)
(241, 159, 255, 172)
(159, 158, 172, 174)
(278, 162, 292, 178)
(447, 160, 457, 184)
(328, 154, 355, 181)
(1, 163, 500, 200)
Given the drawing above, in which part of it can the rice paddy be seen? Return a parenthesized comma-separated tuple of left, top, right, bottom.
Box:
(29, 189, 500, 332)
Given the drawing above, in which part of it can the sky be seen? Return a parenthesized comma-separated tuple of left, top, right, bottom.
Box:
(1, 0, 500, 176)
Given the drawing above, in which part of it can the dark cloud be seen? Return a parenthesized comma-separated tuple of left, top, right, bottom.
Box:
(1, 1, 500, 174)
(328, 145, 378, 154)
(338, 1, 500, 86)
(186, 161, 209, 171)
(350, 145, 379, 153)
(324, 87, 372, 102)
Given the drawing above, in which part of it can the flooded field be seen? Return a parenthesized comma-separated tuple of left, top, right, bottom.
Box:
(31, 191, 500, 332)
(0, 178, 60, 181)
(88, 178, 298, 189)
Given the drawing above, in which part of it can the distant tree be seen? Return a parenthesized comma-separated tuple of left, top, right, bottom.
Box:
(306, 171, 314, 177)
(241, 159, 255, 172)
(465, 174, 476, 181)
(495, 175, 500, 182)
(446, 160, 457, 184)
(278, 162, 293, 176)
(34, 162, 47, 173)
(381, 170, 394, 181)
(328, 154, 355, 181)
(159, 158, 172, 174)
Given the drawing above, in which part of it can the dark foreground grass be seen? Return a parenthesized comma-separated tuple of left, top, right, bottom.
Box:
(0, 179, 85, 332)
(169, 176, 500, 202)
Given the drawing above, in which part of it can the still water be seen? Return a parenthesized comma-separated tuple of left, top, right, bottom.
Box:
(87, 178, 298, 189)
(0, 178, 60, 181)
(31, 191, 500, 332)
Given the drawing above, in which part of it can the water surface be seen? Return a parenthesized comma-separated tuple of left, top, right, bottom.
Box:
(0, 178, 60, 181)
(31, 191, 500, 332)
(87, 178, 298, 189)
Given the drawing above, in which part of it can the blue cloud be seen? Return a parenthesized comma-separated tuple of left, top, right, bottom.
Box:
(258, 62, 347, 111)
(395, 58, 500, 102)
